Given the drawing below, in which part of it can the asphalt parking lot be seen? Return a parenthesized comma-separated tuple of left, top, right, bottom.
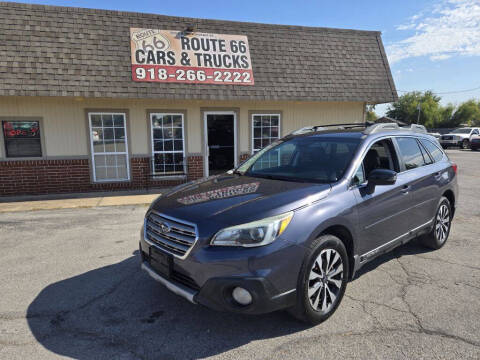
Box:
(0, 149, 479, 360)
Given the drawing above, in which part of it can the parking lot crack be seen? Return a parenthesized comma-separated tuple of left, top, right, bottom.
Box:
(394, 254, 480, 349)
(344, 294, 411, 317)
(414, 255, 480, 271)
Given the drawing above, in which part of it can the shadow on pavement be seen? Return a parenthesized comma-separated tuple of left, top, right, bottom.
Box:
(27, 239, 435, 359)
(27, 251, 308, 359)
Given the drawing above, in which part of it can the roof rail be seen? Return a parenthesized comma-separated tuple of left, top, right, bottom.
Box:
(289, 122, 428, 137)
(363, 122, 399, 134)
(408, 124, 427, 133)
(289, 123, 368, 135)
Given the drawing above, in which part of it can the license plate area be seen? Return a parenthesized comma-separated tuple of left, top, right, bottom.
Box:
(149, 247, 173, 278)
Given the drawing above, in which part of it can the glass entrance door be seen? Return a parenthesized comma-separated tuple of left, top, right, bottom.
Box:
(206, 113, 235, 176)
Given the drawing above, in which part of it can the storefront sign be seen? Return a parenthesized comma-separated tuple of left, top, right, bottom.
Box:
(2, 121, 40, 138)
(130, 28, 254, 85)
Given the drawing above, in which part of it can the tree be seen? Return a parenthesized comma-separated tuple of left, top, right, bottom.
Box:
(438, 104, 457, 128)
(451, 100, 480, 126)
(365, 104, 377, 122)
(386, 91, 443, 128)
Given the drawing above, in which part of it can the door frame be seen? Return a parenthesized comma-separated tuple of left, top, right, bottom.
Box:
(203, 111, 237, 177)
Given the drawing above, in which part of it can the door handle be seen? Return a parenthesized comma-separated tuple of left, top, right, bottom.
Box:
(401, 185, 411, 194)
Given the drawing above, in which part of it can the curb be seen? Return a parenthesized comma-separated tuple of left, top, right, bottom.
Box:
(0, 194, 159, 213)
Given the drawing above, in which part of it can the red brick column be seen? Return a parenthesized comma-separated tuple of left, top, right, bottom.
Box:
(187, 155, 204, 181)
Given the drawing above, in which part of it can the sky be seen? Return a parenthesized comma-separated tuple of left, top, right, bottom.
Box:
(12, 0, 480, 116)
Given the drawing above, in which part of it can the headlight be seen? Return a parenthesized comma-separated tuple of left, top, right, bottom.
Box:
(210, 212, 294, 247)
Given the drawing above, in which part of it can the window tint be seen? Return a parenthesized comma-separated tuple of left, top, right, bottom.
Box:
(418, 141, 433, 165)
(396, 137, 426, 170)
(353, 164, 366, 185)
(420, 139, 444, 162)
(2, 120, 42, 157)
(242, 136, 361, 183)
(362, 139, 398, 178)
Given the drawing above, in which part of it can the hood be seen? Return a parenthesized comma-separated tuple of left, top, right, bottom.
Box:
(150, 174, 331, 227)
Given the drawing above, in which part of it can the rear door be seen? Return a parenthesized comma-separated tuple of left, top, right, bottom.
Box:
(352, 138, 413, 255)
(393, 137, 439, 230)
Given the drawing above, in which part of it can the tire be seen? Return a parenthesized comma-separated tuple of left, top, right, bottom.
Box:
(420, 197, 452, 250)
(462, 139, 470, 150)
(288, 234, 349, 324)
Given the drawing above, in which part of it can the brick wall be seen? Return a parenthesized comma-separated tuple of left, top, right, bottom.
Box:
(0, 156, 204, 197)
(187, 155, 204, 181)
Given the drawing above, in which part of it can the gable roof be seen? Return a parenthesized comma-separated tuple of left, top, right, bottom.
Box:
(0, 2, 397, 103)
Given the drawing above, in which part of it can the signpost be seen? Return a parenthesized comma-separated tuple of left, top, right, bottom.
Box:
(130, 28, 254, 85)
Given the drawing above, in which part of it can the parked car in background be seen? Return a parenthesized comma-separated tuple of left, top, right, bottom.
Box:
(470, 134, 480, 151)
(439, 127, 480, 149)
(427, 131, 441, 139)
(140, 122, 458, 324)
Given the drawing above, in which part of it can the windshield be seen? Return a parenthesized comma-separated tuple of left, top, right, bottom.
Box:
(237, 136, 361, 183)
(451, 128, 471, 134)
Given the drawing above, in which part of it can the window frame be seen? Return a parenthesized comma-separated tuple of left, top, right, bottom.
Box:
(419, 138, 445, 163)
(250, 112, 281, 155)
(350, 137, 400, 188)
(149, 112, 186, 177)
(0, 117, 46, 160)
(393, 136, 432, 173)
(87, 111, 130, 183)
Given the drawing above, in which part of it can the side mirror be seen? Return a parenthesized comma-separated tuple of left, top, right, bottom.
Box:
(366, 169, 397, 193)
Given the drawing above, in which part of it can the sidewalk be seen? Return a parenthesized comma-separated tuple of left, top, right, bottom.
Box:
(0, 190, 165, 213)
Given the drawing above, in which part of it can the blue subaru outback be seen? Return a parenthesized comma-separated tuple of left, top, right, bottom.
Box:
(140, 122, 458, 324)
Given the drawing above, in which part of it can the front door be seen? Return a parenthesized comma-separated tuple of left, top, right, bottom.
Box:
(352, 138, 413, 256)
(205, 113, 236, 176)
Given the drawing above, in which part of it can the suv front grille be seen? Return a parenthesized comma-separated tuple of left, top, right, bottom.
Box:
(145, 211, 198, 259)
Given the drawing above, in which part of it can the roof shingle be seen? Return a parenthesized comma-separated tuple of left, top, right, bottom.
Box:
(0, 2, 397, 103)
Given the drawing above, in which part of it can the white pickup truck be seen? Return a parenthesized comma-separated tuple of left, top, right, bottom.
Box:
(439, 127, 480, 149)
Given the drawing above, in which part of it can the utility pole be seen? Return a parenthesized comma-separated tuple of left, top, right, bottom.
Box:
(416, 103, 421, 124)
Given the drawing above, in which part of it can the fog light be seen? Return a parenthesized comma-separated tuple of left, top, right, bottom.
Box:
(232, 287, 252, 306)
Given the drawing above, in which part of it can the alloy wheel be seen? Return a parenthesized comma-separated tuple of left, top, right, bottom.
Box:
(307, 249, 343, 313)
(435, 204, 450, 243)
(462, 140, 469, 149)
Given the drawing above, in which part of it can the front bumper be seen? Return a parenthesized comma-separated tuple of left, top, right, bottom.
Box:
(440, 139, 462, 147)
(139, 233, 303, 314)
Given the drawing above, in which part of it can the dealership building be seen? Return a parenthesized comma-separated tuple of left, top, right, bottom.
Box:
(0, 2, 397, 196)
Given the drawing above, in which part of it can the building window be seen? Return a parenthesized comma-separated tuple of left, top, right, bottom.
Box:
(150, 113, 186, 176)
(252, 114, 280, 154)
(88, 112, 130, 182)
(2, 120, 42, 158)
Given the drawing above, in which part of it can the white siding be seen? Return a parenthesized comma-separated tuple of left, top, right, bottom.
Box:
(0, 97, 364, 159)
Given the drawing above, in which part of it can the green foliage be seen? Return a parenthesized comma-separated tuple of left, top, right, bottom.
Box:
(451, 100, 480, 126)
(386, 92, 480, 128)
(365, 104, 377, 122)
(386, 91, 442, 127)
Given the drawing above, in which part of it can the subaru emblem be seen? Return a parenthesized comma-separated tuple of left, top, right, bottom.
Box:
(159, 222, 171, 234)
